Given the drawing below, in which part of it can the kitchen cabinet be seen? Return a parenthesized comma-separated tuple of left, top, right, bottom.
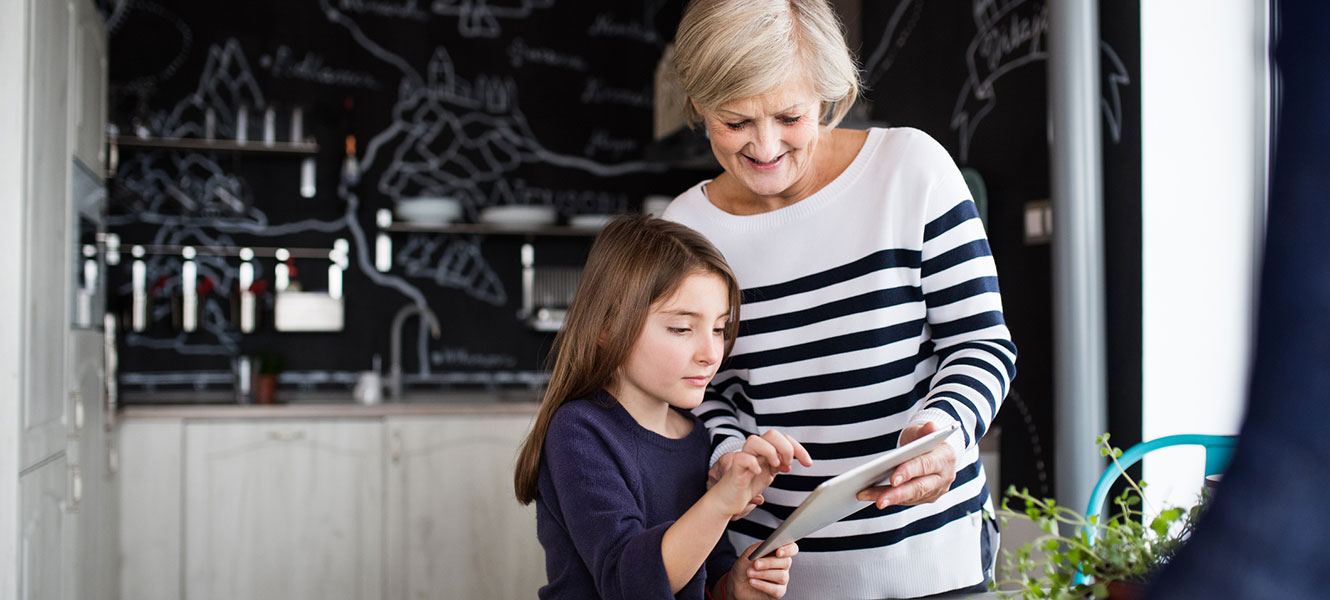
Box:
(385, 414, 544, 600)
(19, 0, 73, 476)
(3, 0, 113, 597)
(119, 406, 547, 600)
(119, 420, 183, 600)
(19, 456, 71, 600)
(69, 329, 119, 600)
(70, 0, 107, 175)
(183, 420, 385, 600)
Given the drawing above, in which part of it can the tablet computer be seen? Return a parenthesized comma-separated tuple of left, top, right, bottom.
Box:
(747, 422, 960, 560)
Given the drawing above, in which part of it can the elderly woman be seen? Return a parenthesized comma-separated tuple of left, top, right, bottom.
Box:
(662, 0, 1017, 597)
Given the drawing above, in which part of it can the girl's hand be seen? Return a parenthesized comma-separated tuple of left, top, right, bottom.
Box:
(707, 431, 814, 519)
(708, 453, 770, 517)
(723, 541, 798, 599)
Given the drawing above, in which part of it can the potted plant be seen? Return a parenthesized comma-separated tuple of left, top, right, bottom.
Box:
(992, 434, 1210, 600)
(255, 351, 284, 404)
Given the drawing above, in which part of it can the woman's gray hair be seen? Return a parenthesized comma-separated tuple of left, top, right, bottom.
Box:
(672, 0, 861, 128)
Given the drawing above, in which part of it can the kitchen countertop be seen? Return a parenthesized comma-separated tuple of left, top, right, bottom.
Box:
(119, 390, 541, 419)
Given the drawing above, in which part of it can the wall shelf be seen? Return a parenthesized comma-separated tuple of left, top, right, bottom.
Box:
(384, 223, 600, 237)
(108, 134, 319, 156)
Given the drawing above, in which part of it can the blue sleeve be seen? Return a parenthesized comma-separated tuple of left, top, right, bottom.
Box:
(705, 532, 737, 592)
(543, 412, 674, 599)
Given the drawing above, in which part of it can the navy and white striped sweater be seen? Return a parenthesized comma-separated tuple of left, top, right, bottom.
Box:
(664, 127, 1016, 599)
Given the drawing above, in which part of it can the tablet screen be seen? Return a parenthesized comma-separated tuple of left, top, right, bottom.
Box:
(747, 422, 960, 560)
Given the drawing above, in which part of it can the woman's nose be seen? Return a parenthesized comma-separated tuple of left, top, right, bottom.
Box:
(748, 123, 782, 162)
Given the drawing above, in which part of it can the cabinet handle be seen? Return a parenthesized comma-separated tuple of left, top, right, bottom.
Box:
(267, 430, 306, 442)
(69, 465, 83, 513)
(390, 430, 403, 465)
(107, 441, 119, 477)
(72, 390, 85, 434)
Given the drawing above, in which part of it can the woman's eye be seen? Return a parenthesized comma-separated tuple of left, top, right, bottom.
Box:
(724, 121, 746, 131)
(780, 115, 802, 125)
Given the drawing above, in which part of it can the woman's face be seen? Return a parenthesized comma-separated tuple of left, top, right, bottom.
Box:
(696, 70, 824, 202)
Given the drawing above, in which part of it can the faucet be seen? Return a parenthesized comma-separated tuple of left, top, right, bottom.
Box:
(389, 302, 442, 401)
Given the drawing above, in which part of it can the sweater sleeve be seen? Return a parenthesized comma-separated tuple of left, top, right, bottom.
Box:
(911, 137, 1018, 453)
(704, 527, 738, 591)
(694, 387, 753, 466)
(543, 413, 675, 599)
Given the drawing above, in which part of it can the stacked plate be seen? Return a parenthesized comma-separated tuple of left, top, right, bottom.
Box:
(568, 214, 616, 230)
(479, 205, 557, 229)
(395, 197, 462, 225)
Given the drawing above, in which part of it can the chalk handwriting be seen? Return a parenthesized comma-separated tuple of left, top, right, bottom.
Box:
(508, 38, 588, 72)
(1099, 41, 1129, 144)
(863, 0, 921, 86)
(260, 45, 383, 90)
(581, 78, 652, 108)
(338, 0, 430, 21)
(430, 0, 555, 38)
(488, 178, 628, 216)
(584, 129, 639, 160)
(949, 0, 1130, 162)
(432, 347, 520, 369)
(587, 13, 660, 45)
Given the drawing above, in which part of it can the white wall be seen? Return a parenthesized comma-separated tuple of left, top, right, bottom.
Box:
(1140, 0, 1269, 511)
(0, 0, 32, 593)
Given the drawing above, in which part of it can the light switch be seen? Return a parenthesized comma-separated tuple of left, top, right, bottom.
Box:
(1024, 200, 1052, 245)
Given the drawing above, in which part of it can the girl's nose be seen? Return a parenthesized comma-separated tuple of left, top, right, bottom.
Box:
(696, 335, 722, 365)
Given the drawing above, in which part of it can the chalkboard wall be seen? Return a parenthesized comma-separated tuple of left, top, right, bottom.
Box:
(99, 0, 1144, 497)
(100, 0, 708, 396)
(859, 0, 1143, 496)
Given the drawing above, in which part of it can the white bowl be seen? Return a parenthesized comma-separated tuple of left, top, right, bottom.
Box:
(569, 214, 616, 230)
(395, 197, 461, 225)
(479, 205, 557, 229)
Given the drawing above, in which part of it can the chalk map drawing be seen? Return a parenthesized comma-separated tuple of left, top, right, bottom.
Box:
(862, 0, 1131, 164)
(106, 0, 666, 387)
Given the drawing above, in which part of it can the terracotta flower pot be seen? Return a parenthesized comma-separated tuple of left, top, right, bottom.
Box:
(256, 374, 279, 404)
(1106, 580, 1148, 600)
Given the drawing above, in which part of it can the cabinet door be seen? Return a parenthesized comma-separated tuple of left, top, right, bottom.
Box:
(184, 420, 384, 600)
(19, 455, 70, 600)
(21, 0, 72, 474)
(119, 420, 183, 600)
(69, 328, 114, 600)
(385, 415, 545, 600)
(70, 0, 106, 174)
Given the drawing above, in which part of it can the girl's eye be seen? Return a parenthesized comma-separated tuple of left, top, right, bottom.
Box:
(724, 121, 746, 131)
(712, 328, 726, 336)
(779, 115, 802, 125)
(668, 327, 691, 335)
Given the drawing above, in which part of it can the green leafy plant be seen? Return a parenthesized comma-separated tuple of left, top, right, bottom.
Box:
(992, 434, 1210, 600)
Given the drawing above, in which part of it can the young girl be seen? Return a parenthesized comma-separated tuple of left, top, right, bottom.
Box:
(514, 215, 810, 600)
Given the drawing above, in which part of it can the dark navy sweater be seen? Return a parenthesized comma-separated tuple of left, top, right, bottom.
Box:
(535, 391, 736, 599)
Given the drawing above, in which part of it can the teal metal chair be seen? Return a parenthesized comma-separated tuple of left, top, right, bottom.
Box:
(1075, 434, 1238, 585)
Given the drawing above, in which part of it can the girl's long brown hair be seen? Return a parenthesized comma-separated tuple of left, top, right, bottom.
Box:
(514, 215, 741, 505)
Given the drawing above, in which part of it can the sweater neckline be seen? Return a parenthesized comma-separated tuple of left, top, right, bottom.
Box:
(696, 127, 885, 232)
(593, 389, 702, 450)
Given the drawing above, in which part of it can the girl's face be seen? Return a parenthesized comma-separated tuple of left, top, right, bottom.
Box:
(695, 68, 824, 204)
(613, 271, 730, 413)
